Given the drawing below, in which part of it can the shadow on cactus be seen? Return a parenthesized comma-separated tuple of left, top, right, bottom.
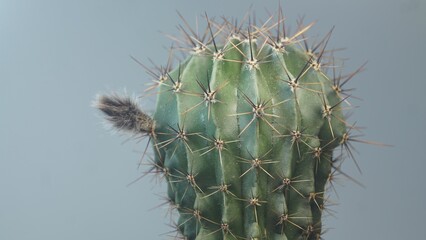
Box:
(95, 8, 375, 240)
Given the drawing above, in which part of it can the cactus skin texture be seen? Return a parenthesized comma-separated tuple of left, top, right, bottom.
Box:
(96, 10, 365, 240)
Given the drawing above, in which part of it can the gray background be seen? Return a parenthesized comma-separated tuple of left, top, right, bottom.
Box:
(1, 0, 425, 239)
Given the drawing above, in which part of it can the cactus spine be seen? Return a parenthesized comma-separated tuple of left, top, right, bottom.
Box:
(96, 9, 364, 240)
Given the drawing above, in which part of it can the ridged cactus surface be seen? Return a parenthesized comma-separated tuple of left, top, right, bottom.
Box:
(96, 10, 364, 240)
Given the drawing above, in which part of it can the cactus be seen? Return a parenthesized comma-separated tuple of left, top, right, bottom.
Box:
(96, 9, 366, 240)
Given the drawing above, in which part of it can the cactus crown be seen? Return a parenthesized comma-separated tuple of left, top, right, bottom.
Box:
(96, 8, 368, 240)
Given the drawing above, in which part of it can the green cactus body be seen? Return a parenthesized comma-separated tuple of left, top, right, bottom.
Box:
(96, 11, 361, 240)
(148, 22, 347, 239)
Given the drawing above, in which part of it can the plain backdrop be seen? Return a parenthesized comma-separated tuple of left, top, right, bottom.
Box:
(1, 0, 425, 239)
